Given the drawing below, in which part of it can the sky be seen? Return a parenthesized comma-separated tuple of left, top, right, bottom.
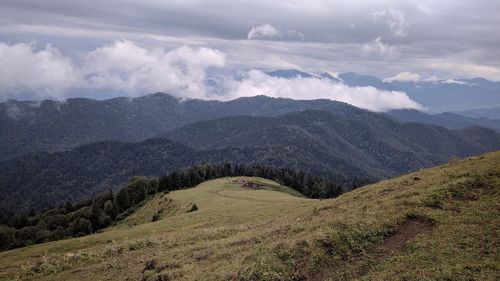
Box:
(0, 0, 499, 111)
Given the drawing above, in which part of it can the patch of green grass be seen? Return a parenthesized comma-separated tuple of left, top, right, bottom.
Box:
(116, 193, 176, 227)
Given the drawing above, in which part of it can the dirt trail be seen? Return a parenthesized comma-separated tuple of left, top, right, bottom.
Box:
(356, 216, 435, 278)
(378, 216, 434, 254)
(312, 216, 435, 280)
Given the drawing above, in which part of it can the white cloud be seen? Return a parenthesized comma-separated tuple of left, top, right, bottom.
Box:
(0, 42, 81, 99)
(248, 24, 280, 39)
(0, 40, 438, 112)
(82, 40, 225, 97)
(0, 40, 226, 100)
(363, 37, 395, 58)
(441, 79, 468, 85)
(370, 8, 409, 37)
(247, 24, 304, 41)
(227, 70, 423, 112)
(384, 72, 421, 82)
(423, 75, 441, 82)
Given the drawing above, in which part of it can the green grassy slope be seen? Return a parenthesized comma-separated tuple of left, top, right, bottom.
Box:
(1, 153, 499, 280)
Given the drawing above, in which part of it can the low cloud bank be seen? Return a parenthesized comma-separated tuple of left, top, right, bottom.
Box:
(0, 41, 423, 112)
(82, 40, 225, 97)
(0, 42, 81, 99)
(227, 70, 423, 112)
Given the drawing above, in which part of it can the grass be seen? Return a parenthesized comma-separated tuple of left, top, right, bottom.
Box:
(0, 153, 499, 280)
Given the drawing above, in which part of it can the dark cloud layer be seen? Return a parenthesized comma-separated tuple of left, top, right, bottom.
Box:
(0, 0, 499, 102)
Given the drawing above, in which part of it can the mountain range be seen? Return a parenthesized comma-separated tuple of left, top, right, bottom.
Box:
(163, 109, 500, 177)
(1, 106, 499, 211)
(387, 109, 500, 131)
(268, 69, 500, 117)
(1, 93, 499, 161)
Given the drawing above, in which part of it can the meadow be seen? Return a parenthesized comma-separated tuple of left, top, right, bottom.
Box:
(0, 152, 498, 280)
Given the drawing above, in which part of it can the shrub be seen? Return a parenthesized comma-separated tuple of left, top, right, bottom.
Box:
(143, 259, 157, 271)
(187, 204, 198, 213)
(152, 214, 160, 222)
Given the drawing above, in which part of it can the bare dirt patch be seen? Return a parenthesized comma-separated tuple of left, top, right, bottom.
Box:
(232, 178, 263, 189)
(312, 215, 435, 280)
(356, 215, 435, 277)
(378, 216, 434, 254)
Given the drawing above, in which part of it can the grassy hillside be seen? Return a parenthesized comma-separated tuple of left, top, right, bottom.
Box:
(1, 152, 499, 280)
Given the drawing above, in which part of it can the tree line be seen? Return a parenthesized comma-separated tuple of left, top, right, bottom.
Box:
(0, 163, 347, 251)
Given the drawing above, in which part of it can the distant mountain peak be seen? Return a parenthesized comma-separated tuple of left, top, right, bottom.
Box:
(265, 69, 344, 82)
(266, 69, 314, 78)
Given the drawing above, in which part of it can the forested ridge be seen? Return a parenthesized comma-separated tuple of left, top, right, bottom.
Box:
(2, 93, 498, 162)
(165, 109, 500, 176)
(0, 94, 354, 161)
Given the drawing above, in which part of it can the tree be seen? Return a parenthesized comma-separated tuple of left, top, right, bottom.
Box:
(223, 163, 232, 176)
(103, 200, 118, 219)
(0, 227, 16, 250)
(190, 170, 202, 186)
(115, 188, 130, 212)
(69, 218, 92, 236)
(90, 203, 103, 230)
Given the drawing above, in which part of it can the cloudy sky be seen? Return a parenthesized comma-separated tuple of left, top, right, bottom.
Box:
(0, 0, 499, 110)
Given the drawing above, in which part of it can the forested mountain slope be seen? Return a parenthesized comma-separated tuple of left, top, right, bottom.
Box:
(2, 93, 497, 161)
(2, 110, 499, 211)
(388, 109, 500, 131)
(165, 109, 500, 175)
(0, 137, 370, 211)
(0, 94, 352, 161)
